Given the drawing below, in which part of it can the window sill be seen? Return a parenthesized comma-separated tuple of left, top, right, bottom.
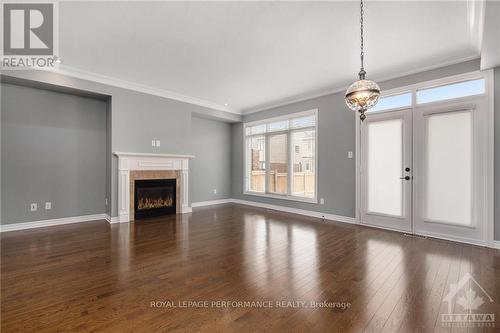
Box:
(243, 191, 318, 204)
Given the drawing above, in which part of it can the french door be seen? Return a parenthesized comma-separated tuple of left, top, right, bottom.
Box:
(360, 96, 489, 244)
(412, 97, 489, 243)
(360, 109, 412, 232)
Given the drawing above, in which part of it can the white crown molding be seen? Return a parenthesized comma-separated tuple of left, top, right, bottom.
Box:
(466, 0, 485, 54)
(43, 64, 241, 115)
(39, 56, 480, 118)
(0, 214, 106, 232)
(242, 55, 480, 115)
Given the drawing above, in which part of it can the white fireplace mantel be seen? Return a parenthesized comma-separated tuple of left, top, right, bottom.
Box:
(114, 152, 195, 223)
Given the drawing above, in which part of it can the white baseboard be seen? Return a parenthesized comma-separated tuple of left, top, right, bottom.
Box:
(105, 214, 120, 224)
(230, 199, 358, 225)
(192, 198, 357, 224)
(3, 202, 498, 250)
(193, 198, 500, 250)
(191, 199, 234, 208)
(413, 230, 488, 248)
(0, 214, 106, 232)
(181, 206, 193, 213)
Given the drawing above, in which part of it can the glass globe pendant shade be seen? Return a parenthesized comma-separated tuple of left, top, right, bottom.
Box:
(345, 79, 380, 121)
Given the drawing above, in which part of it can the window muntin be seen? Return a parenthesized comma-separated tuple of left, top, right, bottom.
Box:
(244, 111, 317, 201)
(416, 78, 485, 104)
(369, 92, 412, 113)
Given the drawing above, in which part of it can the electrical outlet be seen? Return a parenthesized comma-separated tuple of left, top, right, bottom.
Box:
(30, 203, 37, 211)
(155, 140, 161, 147)
(152, 140, 156, 147)
(348, 151, 353, 159)
(45, 202, 52, 210)
(320, 198, 325, 205)
(213, 189, 217, 194)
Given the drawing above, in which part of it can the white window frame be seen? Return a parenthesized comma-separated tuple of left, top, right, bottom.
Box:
(355, 69, 494, 247)
(243, 109, 318, 203)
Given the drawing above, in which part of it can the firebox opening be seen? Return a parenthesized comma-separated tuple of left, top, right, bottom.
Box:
(134, 179, 176, 219)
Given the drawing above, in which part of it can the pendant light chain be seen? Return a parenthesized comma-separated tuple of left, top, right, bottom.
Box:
(344, 0, 381, 121)
(359, 0, 366, 80)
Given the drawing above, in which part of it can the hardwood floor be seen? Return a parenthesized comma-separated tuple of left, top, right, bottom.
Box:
(2, 203, 499, 332)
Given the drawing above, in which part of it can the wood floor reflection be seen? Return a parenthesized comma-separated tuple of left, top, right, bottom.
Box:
(2, 204, 499, 332)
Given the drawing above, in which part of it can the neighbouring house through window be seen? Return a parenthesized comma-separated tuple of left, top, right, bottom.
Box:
(244, 110, 317, 201)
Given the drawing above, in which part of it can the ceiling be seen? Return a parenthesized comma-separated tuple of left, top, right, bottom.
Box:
(58, 1, 481, 114)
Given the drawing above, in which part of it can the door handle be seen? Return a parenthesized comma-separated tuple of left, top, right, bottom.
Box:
(400, 176, 410, 180)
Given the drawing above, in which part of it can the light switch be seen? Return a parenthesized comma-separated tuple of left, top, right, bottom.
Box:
(152, 140, 156, 147)
(320, 198, 325, 205)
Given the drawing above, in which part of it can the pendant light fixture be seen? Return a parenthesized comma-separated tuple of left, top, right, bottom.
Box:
(345, 0, 380, 121)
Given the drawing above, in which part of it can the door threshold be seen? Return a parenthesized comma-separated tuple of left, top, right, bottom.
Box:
(403, 233, 427, 239)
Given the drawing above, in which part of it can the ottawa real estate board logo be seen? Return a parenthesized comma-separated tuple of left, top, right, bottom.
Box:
(2, 2, 59, 69)
(441, 273, 496, 328)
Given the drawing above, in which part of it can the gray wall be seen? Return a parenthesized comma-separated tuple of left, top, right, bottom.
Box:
(1, 70, 239, 220)
(190, 116, 232, 202)
(1, 83, 107, 224)
(231, 59, 482, 219)
(495, 67, 500, 241)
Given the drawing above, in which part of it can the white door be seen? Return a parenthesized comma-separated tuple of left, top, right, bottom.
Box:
(360, 109, 412, 232)
(412, 97, 489, 244)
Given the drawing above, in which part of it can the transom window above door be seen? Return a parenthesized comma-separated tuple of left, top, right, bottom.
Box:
(367, 76, 486, 114)
(244, 110, 317, 202)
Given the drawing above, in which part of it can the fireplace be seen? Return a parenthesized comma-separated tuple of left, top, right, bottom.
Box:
(114, 152, 192, 223)
(134, 179, 176, 219)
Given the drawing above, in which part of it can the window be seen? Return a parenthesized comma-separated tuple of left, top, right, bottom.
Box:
(244, 110, 317, 201)
(368, 92, 412, 113)
(416, 78, 485, 104)
(365, 77, 486, 115)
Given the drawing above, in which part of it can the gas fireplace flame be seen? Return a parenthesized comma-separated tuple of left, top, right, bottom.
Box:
(138, 197, 173, 210)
